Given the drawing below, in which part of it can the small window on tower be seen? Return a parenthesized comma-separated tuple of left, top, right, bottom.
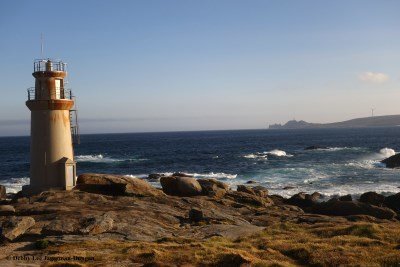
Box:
(55, 79, 61, 99)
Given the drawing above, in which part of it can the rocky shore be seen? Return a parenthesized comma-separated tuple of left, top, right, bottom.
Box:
(0, 173, 400, 266)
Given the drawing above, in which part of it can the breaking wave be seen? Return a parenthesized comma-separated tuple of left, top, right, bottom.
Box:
(378, 148, 395, 158)
(265, 149, 293, 157)
(2, 177, 30, 194)
(243, 149, 292, 159)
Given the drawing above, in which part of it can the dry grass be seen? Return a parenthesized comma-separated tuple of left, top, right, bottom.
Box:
(22, 221, 400, 266)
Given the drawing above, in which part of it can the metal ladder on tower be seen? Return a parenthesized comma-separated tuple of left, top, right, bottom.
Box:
(69, 92, 80, 145)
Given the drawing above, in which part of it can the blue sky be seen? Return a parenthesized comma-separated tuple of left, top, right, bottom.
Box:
(0, 0, 399, 136)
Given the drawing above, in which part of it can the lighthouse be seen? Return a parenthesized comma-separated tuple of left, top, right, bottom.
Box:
(23, 59, 78, 195)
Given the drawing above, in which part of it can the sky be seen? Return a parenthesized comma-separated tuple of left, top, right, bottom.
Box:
(0, 0, 399, 136)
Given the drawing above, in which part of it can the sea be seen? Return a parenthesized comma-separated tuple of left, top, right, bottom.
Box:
(1, 127, 400, 198)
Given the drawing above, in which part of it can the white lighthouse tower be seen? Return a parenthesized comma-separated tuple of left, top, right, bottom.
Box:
(23, 59, 78, 195)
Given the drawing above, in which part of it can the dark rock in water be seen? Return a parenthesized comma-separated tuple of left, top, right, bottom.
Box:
(0, 205, 15, 216)
(384, 192, 400, 212)
(305, 145, 329, 150)
(160, 176, 202, 197)
(172, 172, 193, 177)
(1, 216, 35, 241)
(147, 173, 165, 180)
(189, 208, 204, 223)
(197, 178, 228, 198)
(359, 192, 385, 206)
(76, 173, 163, 197)
(310, 200, 396, 219)
(246, 180, 257, 184)
(338, 195, 352, 202)
(283, 186, 296, 190)
(381, 153, 400, 168)
(0, 185, 6, 200)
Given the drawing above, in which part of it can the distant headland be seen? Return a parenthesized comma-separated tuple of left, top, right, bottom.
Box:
(269, 114, 400, 129)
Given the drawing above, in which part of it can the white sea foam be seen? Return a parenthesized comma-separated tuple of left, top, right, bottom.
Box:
(192, 172, 237, 179)
(378, 147, 395, 158)
(243, 149, 292, 159)
(75, 154, 147, 163)
(243, 154, 267, 159)
(264, 149, 293, 157)
(75, 154, 119, 162)
(2, 177, 30, 194)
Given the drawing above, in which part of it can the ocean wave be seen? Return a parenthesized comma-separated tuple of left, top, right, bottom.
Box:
(243, 153, 267, 159)
(75, 154, 147, 163)
(378, 147, 395, 158)
(346, 160, 386, 169)
(192, 172, 237, 179)
(2, 177, 30, 194)
(264, 149, 293, 157)
(345, 147, 396, 169)
(243, 149, 292, 159)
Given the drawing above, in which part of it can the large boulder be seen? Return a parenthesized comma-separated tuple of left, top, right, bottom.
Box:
(76, 173, 163, 197)
(310, 200, 396, 219)
(160, 176, 202, 197)
(381, 153, 400, 168)
(0, 185, 6, 200)
(1, 216, 35, 241)
(359, 192, 385, 206)
(198, 178, 229, 198)
(384, 192, 400, 212)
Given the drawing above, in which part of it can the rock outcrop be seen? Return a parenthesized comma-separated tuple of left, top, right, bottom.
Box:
(1, 216, 35, 241)
(160, 176, 202, 197)
(359, 192, 385, 206)
(381, 153, 400, 168)
(197, 178, 229, 198)
(310, 199, 396, 219)
(384, 192, 400, 212)
(76, 173, 163, 197)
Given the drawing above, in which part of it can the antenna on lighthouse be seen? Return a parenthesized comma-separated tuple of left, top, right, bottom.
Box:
(40, 33, 44, 58)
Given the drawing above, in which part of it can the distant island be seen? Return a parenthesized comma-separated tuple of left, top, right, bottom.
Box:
(269, 114, 400, 129)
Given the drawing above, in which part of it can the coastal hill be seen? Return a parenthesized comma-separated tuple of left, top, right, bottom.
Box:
(269, 114, 400, 129)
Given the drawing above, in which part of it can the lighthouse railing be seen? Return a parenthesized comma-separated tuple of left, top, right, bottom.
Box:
(27, 87, 73, 100)
(34, 60, 67, 72)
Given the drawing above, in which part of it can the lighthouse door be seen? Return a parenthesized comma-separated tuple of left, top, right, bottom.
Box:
(66, 165, 74, 187)
(55, 79, 61, 99)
